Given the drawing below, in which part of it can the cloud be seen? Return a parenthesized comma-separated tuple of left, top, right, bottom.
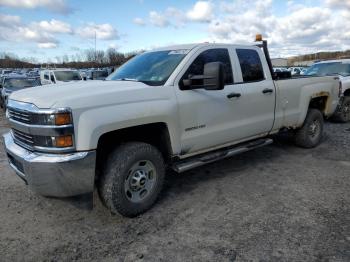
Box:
(207, 0, 350, 57)
(0, 13, 21, 27)
(32, 19, 72, 34)
(186, 1, 213, 22)
(0, 14, 73, 48)
(0, 0, 74, 14)
(38, 42, 57, 48)
(325, 0, 350, 9)
(133, 17, 146, 26)
(77, 23, 119, 40)
(108, 43, 119, 49)
(147, 1, 213, 28)
(149, 11, 170, 27)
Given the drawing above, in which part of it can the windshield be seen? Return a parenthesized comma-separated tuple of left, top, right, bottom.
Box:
(107, 50, 188, 86)
(305, 62, 350, 77)
(54, 71, 82, 81)
(93, 71, 108, 78)
(4, 78, 40, 90)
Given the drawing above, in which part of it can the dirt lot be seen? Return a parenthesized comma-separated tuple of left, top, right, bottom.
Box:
(0, 112, 349, 262)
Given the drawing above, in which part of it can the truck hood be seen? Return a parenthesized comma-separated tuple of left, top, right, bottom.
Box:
(9, 80, 160, 109)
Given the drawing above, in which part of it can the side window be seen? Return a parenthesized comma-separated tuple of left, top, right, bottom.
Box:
(236, 49, 264, 82)
(182, 48, 233, 85)
(50, 73, 55, 83)
(44, 73, 49, 80)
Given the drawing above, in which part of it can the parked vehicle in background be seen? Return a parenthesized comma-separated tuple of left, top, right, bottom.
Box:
(0, 75, 5, 89)
(305, 59, 350, 122)
(288, 67, 303, 76)
(274, 67, 286, 72)
(3, 36, 340, 217)
(40, 69, 83, 85)
(27, 70, 40, 78)
(0, 69, 12, 76)
(86, 69, 109, 80)
(300, 67, 308, 75)
(0, 76, 41, 110)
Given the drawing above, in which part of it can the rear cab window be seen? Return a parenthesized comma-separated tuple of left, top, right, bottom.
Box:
(236, 49, 265, 82)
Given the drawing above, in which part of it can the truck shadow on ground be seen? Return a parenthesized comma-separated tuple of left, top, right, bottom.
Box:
(159, 139, 285, 205)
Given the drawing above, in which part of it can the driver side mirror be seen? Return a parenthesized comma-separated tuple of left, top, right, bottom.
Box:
(182, 62, 225, 91)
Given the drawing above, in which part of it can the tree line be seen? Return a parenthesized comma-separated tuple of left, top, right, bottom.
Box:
(0, 48, 141, 69)
(288, 50, 350, 65)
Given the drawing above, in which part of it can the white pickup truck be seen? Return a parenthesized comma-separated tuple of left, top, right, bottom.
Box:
(3, 38, 340, 217)
(305, 59, 350, 122)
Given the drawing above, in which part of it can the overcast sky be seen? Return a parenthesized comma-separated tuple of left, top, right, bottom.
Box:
(0, 0, 349, 62)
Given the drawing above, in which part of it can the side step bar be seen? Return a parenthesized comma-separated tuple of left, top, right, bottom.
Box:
(172, 138, 273, 173)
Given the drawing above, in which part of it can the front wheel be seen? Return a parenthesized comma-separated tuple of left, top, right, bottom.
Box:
(98, 142, 165, 217)
(294, 109, 324, 148)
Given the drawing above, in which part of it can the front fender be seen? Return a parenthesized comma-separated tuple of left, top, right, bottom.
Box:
(73, 100, 181, 154)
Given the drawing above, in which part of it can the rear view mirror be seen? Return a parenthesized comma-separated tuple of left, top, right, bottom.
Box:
(182, 62, 225, 91)
(203, 62, 225, 90)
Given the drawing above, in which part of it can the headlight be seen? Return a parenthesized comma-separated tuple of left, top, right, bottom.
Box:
(32, 111, 73, 126)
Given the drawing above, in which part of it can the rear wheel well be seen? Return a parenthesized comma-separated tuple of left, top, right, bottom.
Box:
(344, 89, 350, 96)
(96, 123, 172, 178)
(309, 96, 328, 114)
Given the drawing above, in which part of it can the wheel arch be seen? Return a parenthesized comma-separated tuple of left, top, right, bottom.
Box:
(343, 89, 350, 96)
(95, 122, 173, 178)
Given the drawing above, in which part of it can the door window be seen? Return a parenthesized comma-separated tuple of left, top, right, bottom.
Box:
(181, 48, 233, 88)
(236, 49, 265, 82)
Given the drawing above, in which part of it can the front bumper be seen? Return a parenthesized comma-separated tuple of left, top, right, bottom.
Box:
(3, 132, 96, 197)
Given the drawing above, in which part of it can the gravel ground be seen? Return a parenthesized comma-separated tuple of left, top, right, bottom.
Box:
(0, 112, 349, 262)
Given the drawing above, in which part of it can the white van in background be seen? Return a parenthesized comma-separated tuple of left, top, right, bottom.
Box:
(40, 69, 83, 85)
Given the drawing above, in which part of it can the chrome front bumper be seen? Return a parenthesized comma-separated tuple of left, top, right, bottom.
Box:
(3, 132, 96, 197)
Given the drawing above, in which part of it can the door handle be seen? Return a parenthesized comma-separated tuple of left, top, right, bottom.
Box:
(262, 88, 274, 94)
(227, 92, 241, 99)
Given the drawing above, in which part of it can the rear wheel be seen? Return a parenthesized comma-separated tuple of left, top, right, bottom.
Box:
(295, 109, 324, 148)
(98, 142, 165, 217)
(332, 96, 350, 123)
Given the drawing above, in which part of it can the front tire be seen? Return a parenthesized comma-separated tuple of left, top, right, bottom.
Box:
(295, 109, 324, 148)
(98, 142, 165, 217)
(332, 96, 350, 123)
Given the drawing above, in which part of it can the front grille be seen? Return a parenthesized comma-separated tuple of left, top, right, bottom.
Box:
(8, 108, 31, 124)
(12, 129, 34, 149)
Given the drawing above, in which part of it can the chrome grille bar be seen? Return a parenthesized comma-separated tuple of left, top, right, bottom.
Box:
(12, 129, 35, 146)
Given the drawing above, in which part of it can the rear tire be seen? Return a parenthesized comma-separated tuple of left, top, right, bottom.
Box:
(295, 109, 324, 148)
(98, 142, 165, 217)
(332, 96, 350, 123)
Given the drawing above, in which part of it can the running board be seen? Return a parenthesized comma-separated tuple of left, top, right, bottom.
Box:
(172, 138, 273, 173)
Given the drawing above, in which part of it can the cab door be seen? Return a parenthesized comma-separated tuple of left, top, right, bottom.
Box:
(174, 47, 246, 154)
(229, 48, 276, 138)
